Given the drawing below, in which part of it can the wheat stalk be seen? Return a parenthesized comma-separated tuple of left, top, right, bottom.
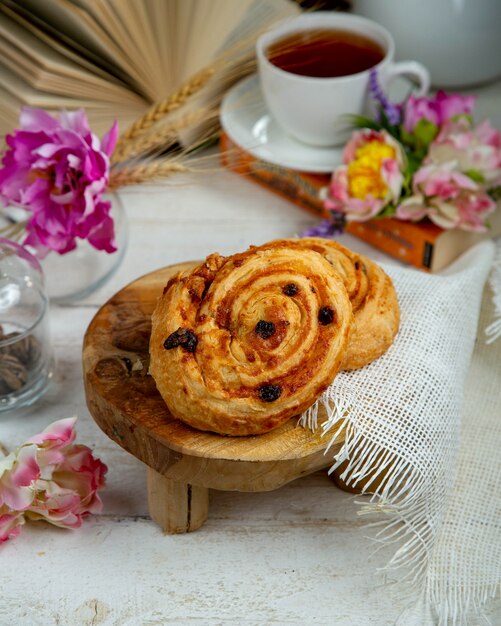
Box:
(111, 40, 259, 166)
(111, 67, 215, 163)
(111, 108, 211, 164)
(108, 160, 191, 189)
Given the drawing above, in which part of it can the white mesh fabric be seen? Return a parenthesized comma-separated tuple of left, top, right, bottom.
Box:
(302, 240, 501, 625)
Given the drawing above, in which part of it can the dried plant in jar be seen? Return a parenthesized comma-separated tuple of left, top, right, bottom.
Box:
(0, 326, 42, 396)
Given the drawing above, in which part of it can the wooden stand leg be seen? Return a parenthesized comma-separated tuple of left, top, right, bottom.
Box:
(147, 468, 209, 534)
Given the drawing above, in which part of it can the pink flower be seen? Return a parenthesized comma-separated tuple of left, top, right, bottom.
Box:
(403, 96, 440, 134)
(26, 480, 83, 529)
(26, 419, 107, 528)
(323, 130, 405, 221)
(396, 195, 430, 223)
(403, 91, 475, 134)
(0, 417, 107, 543)
(396, 162, 496, 231)
(26, 445, 107, 528)
(0, 108, 118, 257)
(436, 91, 476, 124)
(27, 416, 77, 476)
(0, 445, 39, 511)
(427, 119, 501, 186)
(413, 162, 478, 197)
(0, 508, 25, 543)
(27, 443, 107, 528)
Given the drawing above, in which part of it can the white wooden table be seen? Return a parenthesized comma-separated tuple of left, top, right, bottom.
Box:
(2, 79, 501, 626)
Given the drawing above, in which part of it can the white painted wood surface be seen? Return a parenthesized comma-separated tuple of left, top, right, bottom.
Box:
(2, 79, 501, 626)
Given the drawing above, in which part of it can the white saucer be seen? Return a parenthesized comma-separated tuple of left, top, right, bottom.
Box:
(220, 75, 343, 173)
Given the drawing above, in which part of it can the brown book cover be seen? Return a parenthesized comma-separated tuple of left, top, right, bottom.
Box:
(220, 133, 501, 272)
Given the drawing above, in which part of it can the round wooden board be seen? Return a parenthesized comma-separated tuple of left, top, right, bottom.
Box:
(83, 263, 342, 494)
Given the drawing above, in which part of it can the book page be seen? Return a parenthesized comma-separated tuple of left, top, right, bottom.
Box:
(434, 205, 501, 271)
(73, 0, 160, 100)
(8, 0, 148, 96)
(0, 64, 146, 137)
(5, 0, 133, 88)
(0, 11, 145, 105)
(0, 64, 96, 108)
(0, 3, 120, 85)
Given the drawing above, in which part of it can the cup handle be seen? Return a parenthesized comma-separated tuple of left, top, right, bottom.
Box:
(384, 61, 431, 97)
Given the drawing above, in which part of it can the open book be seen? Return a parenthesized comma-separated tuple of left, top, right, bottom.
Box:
(0, 0, 299, 138)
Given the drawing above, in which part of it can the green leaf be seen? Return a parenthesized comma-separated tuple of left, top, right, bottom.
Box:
(344, 113, 382, 131)
(450, 113, 473, 127)
(464, 169, 485, 184)
(374, 203, 397, 219)
(405, 151, 424, 177)
(377, 109, 402, 142)
(400, 127, 414, 145)
(488, 186, 501, 201)
(413, 119, 439, 147)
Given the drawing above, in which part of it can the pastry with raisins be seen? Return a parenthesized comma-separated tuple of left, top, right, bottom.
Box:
(149, 245, 353, 436)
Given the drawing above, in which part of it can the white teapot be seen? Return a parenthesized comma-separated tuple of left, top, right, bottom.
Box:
(352, 0, 501, 88)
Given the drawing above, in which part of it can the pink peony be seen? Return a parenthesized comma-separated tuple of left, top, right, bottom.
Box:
(26, 419, 107, 528)
(435, 91, 476, 124)
(396, 162, 496, 231)
(26, 480, 83, 529)
(0, 445, 39, 511)
(323, 130, 405, 221)
(27, 416, 77, 476)
(0, 108, 118, 257)
(403, 96, 440, 134)
(413, 162, 478, 197)
(395, 195, 430, 223)
(27, 443, 106, 529)
(0, 508, 25, 543)
(427, 118, 501, 187)
(0, 417, 107, 543)
(403, 91, 475, 134)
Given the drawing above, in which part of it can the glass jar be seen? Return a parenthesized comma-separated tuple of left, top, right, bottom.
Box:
(0, 238, 54, 411)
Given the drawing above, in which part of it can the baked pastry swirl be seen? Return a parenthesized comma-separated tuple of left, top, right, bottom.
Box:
(149, 245, 353, 436)
(256, 237, 400, 370)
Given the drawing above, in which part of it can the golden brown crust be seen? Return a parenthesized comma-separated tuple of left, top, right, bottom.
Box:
(149, 245, 353, 436)
(339, 256, 400, 370)
(256, 237, 400, 370)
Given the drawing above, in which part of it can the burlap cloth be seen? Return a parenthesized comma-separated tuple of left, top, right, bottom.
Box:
(303, 240, 501, 625)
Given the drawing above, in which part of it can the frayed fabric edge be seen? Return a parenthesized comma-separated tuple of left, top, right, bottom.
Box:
(300, 388, 500, 626)
(485, 238, 501, 344)
(300, 387, 440, 585)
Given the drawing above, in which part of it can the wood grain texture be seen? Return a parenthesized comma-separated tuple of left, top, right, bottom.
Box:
(147, 468, 209, 533)
(83, 264, 343, 504)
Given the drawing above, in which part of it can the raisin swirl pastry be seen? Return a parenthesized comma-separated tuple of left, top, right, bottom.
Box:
(257, 238, 400, 370)
(149, 245, 353, 436)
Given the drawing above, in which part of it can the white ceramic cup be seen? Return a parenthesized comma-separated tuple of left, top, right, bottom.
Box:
(256, 12, 430, 147)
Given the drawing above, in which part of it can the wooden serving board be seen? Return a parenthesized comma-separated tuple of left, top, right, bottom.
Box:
(83, 263, 343, 533)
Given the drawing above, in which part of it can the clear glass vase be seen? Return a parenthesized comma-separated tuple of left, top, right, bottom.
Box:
(39, 193, 128, 303)
(1, 193, 127, 304)
(0, 238, 54, 411)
